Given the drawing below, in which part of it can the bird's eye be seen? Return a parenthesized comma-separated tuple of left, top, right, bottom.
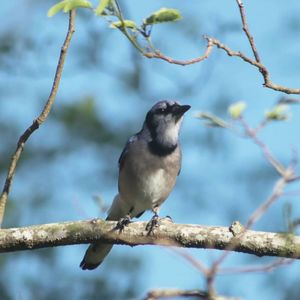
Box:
(157, 107, 166, 113)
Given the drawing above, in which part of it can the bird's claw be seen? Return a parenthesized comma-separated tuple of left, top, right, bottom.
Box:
(146, 214, 159, 234)
(164, 215, 173, 223)
(116, 215, 131, 231)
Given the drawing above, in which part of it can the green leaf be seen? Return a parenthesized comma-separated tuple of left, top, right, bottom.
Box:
(195, 112, 230, 128)
(95, 0, 111, 16)
(265, 104, 290, 121)
(144, 8, 181, 25)
(228, 101, 246, 119)
(47, 0, 92, 17)
(110, 20, 137, 30)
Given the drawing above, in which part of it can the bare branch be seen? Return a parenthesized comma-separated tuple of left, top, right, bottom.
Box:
(239, 117, 286, 176)
(205, 36, 300, 94)
(144, 289, 209, 300)
(208, 175, 291, 278)
(169, 248, 209, 276)
(143, 32, 300, 94)
(235, 0, 261, 62)
(143, 38, 214, 66)
(0, 10, 76, 227)
(246, 176, 289, 228)
(1, 219, 300, 260)
(109, 0, 300, 94)
(219, 258, 293, 274)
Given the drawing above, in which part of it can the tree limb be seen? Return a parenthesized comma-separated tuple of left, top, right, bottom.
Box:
(0, 10, 76, 227)
(145, 289, 209, 300)
(1, 219, 299, 260)
(145, 288, 240, 300)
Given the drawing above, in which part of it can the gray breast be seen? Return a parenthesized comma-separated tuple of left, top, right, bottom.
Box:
(118, 138, 181, 213)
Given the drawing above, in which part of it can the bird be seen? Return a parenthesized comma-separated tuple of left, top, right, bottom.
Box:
(80, 100, 190, 270)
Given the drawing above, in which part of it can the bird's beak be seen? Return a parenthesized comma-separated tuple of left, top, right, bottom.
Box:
(172, 104, 191, 116)
(172, 104, 191, 123)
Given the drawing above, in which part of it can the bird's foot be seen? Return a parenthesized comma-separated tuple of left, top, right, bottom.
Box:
(146, 213, 160, 234)
(163, 215, 173, 223)
(90, 218, 99, 224)
(116, 215, 131, 232)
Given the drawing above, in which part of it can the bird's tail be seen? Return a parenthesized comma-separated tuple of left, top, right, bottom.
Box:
(80, 242, 113, 270)
(80, 194, 129, 270)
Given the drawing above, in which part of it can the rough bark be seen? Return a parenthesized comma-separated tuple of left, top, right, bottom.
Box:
(0, 219, 299, 259)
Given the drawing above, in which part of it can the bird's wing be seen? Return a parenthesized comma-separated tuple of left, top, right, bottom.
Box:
(177, 146, 182, 176)
(118, 134, 138, 170)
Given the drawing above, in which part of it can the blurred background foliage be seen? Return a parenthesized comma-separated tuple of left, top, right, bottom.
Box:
(1, 0, 300, 299)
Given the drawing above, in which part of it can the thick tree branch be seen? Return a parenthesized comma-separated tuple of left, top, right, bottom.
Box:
(1, 219, 300, 260)
(145, 289, 209, 300)
(0, 10, 76, 227)
(144, 289, 239, 300)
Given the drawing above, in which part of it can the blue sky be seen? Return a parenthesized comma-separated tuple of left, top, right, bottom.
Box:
(1, 1, 300, 299)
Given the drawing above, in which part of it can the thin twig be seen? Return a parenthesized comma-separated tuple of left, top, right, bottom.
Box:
(0, 10, 76, 227)
(144, 33, 300, 94)
(169, 248, 209, 276)
(207, 167, 298, 287)
(144, 38, 214, 66)
(246, 176, 290, 228)
(235, 0, 261, 62)
(253, 119, 268, 134)
(239, 117, 285, 175)
(200, 104, 300, 291)
(289, 175, 300, 183)
(108, 0, 300, 94)
(204, 36, 300, 94)
(113, 0, 146, 54)
(219, 258, 293, 274)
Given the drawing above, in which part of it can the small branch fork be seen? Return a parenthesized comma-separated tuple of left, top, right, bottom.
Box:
(194, 88, 300, 295)
(166, 2, 300, 295)
(200, 111, 300, 296)
(141, 0, 300, 94)
(0, 10, 76, 227)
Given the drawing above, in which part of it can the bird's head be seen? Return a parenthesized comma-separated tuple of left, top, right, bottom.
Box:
(144, 100, 190, 152)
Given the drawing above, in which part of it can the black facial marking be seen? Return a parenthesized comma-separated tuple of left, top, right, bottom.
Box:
(148, 140, 177, 156)
(145, 101, 182, 156)
(145, 111, 157, 139)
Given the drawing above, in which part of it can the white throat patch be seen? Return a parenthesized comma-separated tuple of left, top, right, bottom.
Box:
(158, 116, 182, 146)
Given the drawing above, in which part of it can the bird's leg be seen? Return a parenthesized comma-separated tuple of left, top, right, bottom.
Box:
(116, 214, 131, 231)
(146, 206, 160, 234)
(116, 207, 134, 231)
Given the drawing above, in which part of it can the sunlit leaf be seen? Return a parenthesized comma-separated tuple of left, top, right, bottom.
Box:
(228, 101, 246, 119)
(47, 0, 92, 17)
(144, 8, 181, 25)
(265, 104, 290, 121)
(110, 20, 137, 30)
(195, 112, 230, 128)
(95, 0, 111, 16)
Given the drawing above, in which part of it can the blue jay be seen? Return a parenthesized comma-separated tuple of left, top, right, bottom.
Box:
(80, 100, 190, 270)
